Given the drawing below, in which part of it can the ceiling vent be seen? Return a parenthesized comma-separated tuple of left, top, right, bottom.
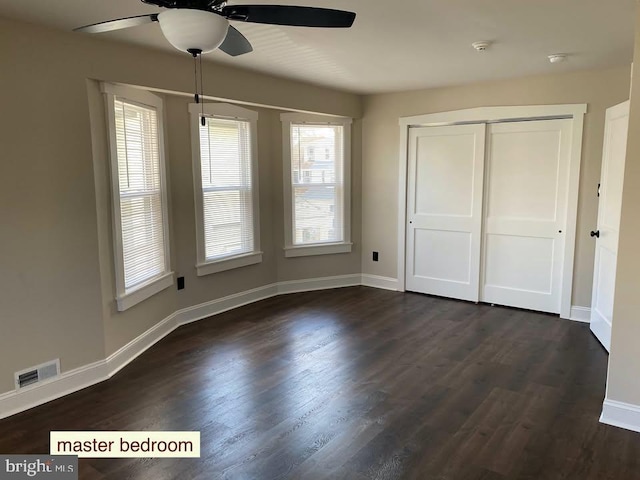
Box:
(15, 359, 60, 389)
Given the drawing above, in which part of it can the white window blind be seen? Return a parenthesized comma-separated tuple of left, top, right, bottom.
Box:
(113, 98, 167, 291)
(290, 124, 344, 245)
(198, 116, 254, 260)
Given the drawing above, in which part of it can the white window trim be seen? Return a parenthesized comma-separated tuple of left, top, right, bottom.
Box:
(281, 112, 352, 257)
(116, 273, 174, 311)
(189, 102, 262, 276)
(102, 83, 174, 311)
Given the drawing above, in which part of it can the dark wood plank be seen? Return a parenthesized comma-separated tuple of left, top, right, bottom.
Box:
(1, 287, 639, 479)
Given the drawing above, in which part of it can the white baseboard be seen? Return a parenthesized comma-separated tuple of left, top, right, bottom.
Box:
(176, 284, 278, 326)
(0, 360, 108, 421)
(590, 316, 611, 352)
(601, 398, 640, 433)
(0, 273, 368, 420)
(570, 306, 591, 323)
(277, 274, 361, 295)
(361, 274, 399, 291)
(106, 313, 180, 378)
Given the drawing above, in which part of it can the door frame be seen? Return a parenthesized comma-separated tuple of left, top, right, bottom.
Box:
(397, 104, 587, 319)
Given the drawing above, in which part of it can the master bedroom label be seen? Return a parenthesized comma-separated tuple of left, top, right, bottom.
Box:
(50, 431, 200, 458)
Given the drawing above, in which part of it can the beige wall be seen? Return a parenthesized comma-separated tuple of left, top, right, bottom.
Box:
(0, 15, 362, 394)
(361, 66, 631, 308)
(0, 29, 107, 395)
(607, 3, 640, 406)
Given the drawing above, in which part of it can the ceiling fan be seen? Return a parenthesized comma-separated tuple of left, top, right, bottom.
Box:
(75, 0, 357, 57)
(76, 1, 355, 125)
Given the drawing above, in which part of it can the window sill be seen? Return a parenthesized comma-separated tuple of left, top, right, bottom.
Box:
(197, 252, 263, 276)
(284, 242, 353, 258)
(116, 272, 174, 312)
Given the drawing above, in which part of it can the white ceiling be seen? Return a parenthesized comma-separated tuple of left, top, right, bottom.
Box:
(0, 0, 635, 94)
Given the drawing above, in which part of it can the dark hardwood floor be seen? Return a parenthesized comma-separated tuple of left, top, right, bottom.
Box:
(1, 287, 639, 479)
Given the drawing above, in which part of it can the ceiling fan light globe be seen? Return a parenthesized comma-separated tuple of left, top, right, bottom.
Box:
(158, 9, 229, 54)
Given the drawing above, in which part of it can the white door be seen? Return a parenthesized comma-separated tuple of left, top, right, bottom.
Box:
(590, 101, 630, 352)
(406, 124, 486, 302)
(481, 119, 572, 314)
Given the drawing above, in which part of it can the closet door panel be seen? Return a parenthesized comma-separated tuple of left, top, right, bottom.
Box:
(481, 119, 572, 314)
(406, 124, 486, 302)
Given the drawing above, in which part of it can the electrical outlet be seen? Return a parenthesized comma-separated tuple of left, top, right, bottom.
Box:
(177, 277, 185, 290)
(372, 251, 379, 262)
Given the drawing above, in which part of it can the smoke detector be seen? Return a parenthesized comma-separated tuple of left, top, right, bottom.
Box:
(472, 41, 492, 52)
(548, 54, 568, 64)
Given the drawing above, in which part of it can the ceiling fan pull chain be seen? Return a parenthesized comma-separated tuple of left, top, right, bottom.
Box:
(200, 53, 206, 127)
(188, 48, 201, 104)
(194, 53, 199, 104)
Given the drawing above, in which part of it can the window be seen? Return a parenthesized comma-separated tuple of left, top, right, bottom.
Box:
(189, 103, 261, 276)
(103, 84, 173, 311)
(281, 113, 352, 257)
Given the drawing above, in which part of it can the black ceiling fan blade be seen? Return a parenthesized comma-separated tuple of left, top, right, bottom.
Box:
(221, 5, 356, 28)
(74, 14, 159, 34)
(141, 0, 175, 7)
(219, 26, 254, 56)
(142, 0, 224, 8)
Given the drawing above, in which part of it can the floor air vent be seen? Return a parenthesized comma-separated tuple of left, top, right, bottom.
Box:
(15, 359, 60, 389)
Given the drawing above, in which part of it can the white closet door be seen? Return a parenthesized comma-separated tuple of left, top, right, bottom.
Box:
(590, 101, 629, 352)
(406, 124, 486, 302)
(481, 119, 572, 314)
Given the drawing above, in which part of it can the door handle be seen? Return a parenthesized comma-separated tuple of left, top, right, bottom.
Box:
(590, 230, 600, 238)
